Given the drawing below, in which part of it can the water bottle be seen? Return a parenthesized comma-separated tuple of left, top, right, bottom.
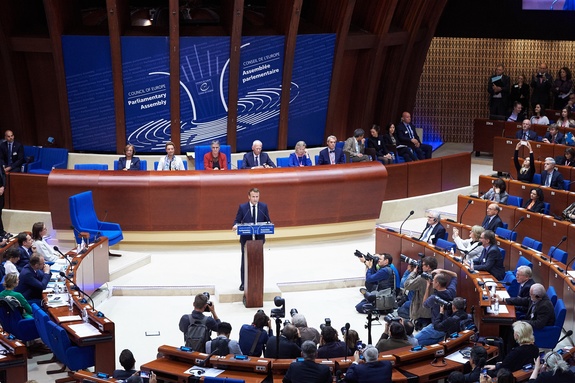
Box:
(492, 298, 499, 315)
(68, 293, 74, 312)
(449, 248, 454, 257)
(81, 237, 86, 251)
(82, 307, 89, 323)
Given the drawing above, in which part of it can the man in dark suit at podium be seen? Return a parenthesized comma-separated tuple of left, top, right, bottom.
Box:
(233, 188, 271, 291)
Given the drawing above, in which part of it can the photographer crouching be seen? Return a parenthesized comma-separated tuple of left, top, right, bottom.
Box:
(354, 252, 394, 313)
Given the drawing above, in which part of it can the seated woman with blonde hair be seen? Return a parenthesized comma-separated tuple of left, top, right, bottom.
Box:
(287, 141, 312, 167)
(0, 273, 33, 318)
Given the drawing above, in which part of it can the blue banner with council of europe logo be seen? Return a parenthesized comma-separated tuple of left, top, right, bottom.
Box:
(62, 34, 335, 153)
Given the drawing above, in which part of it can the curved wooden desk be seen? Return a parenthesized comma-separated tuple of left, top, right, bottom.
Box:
(47, 163, 388, 232)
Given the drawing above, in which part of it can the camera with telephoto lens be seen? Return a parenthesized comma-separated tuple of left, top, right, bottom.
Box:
(421, 272, 434, 281)
(354, 250, 379, 263)
(202, 292, 213, 312)
(383, 313, 402, 324)
(434, 295, 451, 307)
(400, 253, 425, 273)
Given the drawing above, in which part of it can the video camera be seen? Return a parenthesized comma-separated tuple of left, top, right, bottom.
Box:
(319, 318, 331, 331)
(400, 253, 425, 273)
(354, 250, 380, 263)
(421, 272, 434, 281)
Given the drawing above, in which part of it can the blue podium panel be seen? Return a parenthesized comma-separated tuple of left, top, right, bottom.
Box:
(236, 223, 275, 236)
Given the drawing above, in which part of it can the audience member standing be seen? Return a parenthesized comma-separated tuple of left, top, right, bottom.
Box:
(509, 75, 530, 112)
(552, 66, 573, 110)
(531, 63, 553, 111)
(0, 130, 24, 173)
(488, 64, 510, 117)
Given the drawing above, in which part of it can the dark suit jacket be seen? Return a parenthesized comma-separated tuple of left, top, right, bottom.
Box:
(241, 152, 276, 169)
(482, 214, 504, 232)
(540, 169, 564, 189)
(473, 245, 505, 280)
(14, 264, 51, 301)
(523, 199, 545, 213)
(396, 122, 422, 146)
(506, 110, 527, 123)
(344, 360, 392, 383)
(234, 201, 270, 244)
(525, 295, 555, 330)
(317, 147, 345, 165)
(15, 246, 32, 272)
(418, 222, 446, 245)
(264, 336, 301, 359)
(0, 140, 25, 172)
(283, 359, 331, 383)
(118, 156, 141, 171)
(543, 131, 565, 144)
(505, 278, 534, 312)
(515, 129, 537, 141)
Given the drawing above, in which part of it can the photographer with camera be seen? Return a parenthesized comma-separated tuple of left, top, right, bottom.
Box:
(414, 269, 458, 346)
(375, 317, 412, 352)
(433, 297, 470, 336)
(317, 325, 352, 358)
(403, 256, 437, 330)
(292, 313, 321, 345)
(355, 252, 394, 313)
(239, 310, 272, 356)
(264, 324, 301, 359)
(178, 293, 220, 352)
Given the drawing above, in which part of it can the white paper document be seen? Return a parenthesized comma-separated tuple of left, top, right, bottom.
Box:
(69, 323, 102, 337)
(58, 315, 82, 322)
(486, 305, 509, 314)
(184, 366, 224, 377)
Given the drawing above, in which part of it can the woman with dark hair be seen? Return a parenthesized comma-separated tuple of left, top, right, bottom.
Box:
(118, 144, 141, 171)
(557, 147, 575, 167)
(367, 124, 394, 164)
(31, 222, 59, 262)
(524, 188, 545, 213)
(382, 123, 418, 162)
(514, 140, 535, 183)
(552, 67, 573, 110)
(463, 346, 487, 382)
(530, 104, 549, 125)
(555, 108, 575, 128)
(238, 311, 272, 357)
(509, 75, 530, 111)
(481, 178, 509, 204)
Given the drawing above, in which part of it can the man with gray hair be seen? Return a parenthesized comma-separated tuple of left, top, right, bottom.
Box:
(494, 265, 534, 318)
(418, 211, 446, 245)
(292, 314, 320, 344)
(317, 135, 345, 165)
(241, 140, 276, 169)
(540, 157, 564, 189)
(282, 340, 331, 383)
(525, 283, 555, 330)
(345, 345, 392, 383)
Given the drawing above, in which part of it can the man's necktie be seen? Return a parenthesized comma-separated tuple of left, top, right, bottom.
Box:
(7, 143, 12, 165)
(252, 204, 256, 224)
(255, 156, 259, 166)
(545, 172, 552, 187)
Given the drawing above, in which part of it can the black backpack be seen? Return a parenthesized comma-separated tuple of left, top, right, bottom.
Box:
(185, 315, 211, 352)
(210, 337, 231, 356)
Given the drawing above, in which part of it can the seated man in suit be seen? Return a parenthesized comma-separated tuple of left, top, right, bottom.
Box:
(515, 119, 537, 141)
(317, 135, 345, 165)
(494, 265, 534, 319)
(14, 254, 51, 305)
(283, 340, 331, 383)
(241, 140, 276, 169)
(345, 345, 392, 383)
(542, 124, 565, 144)
(481, 203, 504, 232)
(524, 283, 555, 330)
(418, 211, 446, 245)
(467, 230, 505, 280)
(343, 129, 370, 162)
(15, 232, 34, 272)
(540, 157, 565, 189)
(396, 112, 432, 160)
(0, 130, 25, 173)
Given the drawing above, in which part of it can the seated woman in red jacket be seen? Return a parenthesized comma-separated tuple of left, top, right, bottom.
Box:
(203, 140, 227, 170)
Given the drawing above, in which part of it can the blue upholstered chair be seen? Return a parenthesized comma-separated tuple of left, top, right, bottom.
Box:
(435, 238, 456, 252)
(563, 179, 570, 191)
(69, 191, 123, 246)
(389, 264, 401, 289)
(498, 247, 506, 262)
(548, 246, 568, 264)
(0, 297, 39, 342)
(533, 299, 566, 349)
(542, 202, 550, 215)
(506, 195, 523, 207)
(532, 174, 541, 185)
(27, 147, 69, 174)
(23, 145, 41, 172)
(74, 164, 108, 170)
(495, 227, 517, 242)
(522, 237, 542, 252)
(515, 255, 533, 273)
(113, 159, 147, 170)
(502, 271, 520, 298)
(546, 286, 558, 306)
(32, 303, 61, 370)
(194, 145, 231, 170)
(46, 320, 95, 373)
(204, 377, 245, 383)
(276, 157, 289, 167)
(237, 159, 244, 169)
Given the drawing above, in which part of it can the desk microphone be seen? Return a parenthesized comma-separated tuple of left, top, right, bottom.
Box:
(557, 330, 573, 344)
(197, 347, 220, 367)
(564, 255, 575, 276)
(59, 271, 96, 312)
(343, 323, 350, 362)
(54, 246, 76, 275)
(459, 200, 472, 224)
(548, 236, 567, 265)
(509, 217, 525, 239)
(260, 208, 271, 224)
(399, 210, 414, 235)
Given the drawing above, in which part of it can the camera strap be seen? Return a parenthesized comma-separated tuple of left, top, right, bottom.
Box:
(249, 328, 262, 356)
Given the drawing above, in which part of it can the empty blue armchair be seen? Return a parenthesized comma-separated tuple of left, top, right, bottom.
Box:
(69, 191, 123, 246)
(506, 195, 523, 207)
(74, 164, 108, 170)
(495, 227, 517, 242)
(546, 286, 558, 306)
(522, 236, 542, 252)
(23, 145, 41, 172)
(46, 320, 95, 372)
(28, 148, 69, 174)
(276, 157, 289, 167)
(0, 297, 39, 342)
(194, 145, 231, 170)
(533, 299, 566, 349)
(548, 246, 568, 264)
(435, 238, 456, 252)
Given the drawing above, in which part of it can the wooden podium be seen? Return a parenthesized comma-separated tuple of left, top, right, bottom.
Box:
(237, 223, 274, 308)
